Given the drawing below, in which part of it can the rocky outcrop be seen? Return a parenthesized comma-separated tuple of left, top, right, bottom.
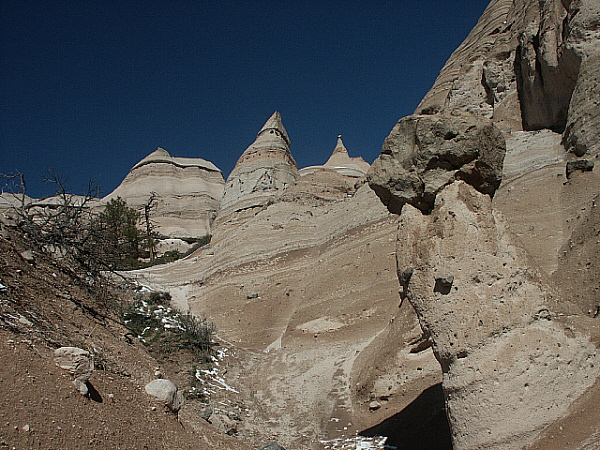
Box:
(416, 0, 600, 159)
(370, 30, 600, 442)
(104, 147, 224, 240)
(299, 136, 370, 178)
(218, 112, 300, 221)
(394, 182, 599, 449)
(368, 112, 505, 214)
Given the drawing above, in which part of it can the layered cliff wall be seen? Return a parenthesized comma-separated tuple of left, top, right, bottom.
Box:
(369, 0, 600, 448)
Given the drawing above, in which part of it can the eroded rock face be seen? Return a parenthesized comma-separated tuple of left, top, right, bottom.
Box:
(367, 113, 505, 214)
(416, 0, 600, 158)
(218, 112, 300, 220)
(396, 182, 599, 449)
(104, 147, 224, 239)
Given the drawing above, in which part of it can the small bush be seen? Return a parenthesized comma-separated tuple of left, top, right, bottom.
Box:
(147, 291, 172, 306)
(176, 313, 216, 362)
(122, 292, 216, 362)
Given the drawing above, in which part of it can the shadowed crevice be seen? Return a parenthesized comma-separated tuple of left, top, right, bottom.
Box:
(359, 383, 452, 450)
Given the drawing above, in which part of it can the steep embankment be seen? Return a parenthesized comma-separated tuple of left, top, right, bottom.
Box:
(0, 223, 242, 449)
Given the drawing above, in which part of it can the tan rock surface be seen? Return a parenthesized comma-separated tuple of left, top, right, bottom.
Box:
(104, 147, 224, 239)
(218, 112, 300, 221)
(395, 182, 599, 449)
(129, 166, 450, 447)
(416, 0, 600, 157)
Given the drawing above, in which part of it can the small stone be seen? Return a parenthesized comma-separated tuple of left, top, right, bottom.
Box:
(369, 401, 381, 410)
(246, 292, 259, 299)
(18, 317, 32, 327)
(201, 408, 213, 421)
(22, 424, 30, 432)
(20, 250, 34, 263)
(566, 159, 594, 179)
(73, 379, 88, 396)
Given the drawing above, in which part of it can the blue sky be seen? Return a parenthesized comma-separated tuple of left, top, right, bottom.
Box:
(1, 1, 490, 198)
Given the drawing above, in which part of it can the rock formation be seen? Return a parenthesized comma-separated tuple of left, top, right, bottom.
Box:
(300, 136, 370, 178)
(217, 112, 300, 221)
(368, 112, 505, 214)
(368, 0, 600, 448)
(104, 147, 224, 240)
(416, 0, 600, 159)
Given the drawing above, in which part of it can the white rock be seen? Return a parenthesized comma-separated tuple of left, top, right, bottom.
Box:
(54, 347, 93, 382)
(145, 379, 184, 412)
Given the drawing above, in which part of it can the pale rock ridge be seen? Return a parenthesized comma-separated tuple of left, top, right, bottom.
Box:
(299, 136, 371, 178)
(132, 146, 221, 172)
(104, 147, 224, 240)
(416, 0, 600, 159)
(218, 112, 300, 220)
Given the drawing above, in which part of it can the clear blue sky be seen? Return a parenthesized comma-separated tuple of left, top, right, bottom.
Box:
(1, 1, 490, 198)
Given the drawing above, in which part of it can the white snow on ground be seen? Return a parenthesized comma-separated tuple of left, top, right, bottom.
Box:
(320, 435, 393, 449)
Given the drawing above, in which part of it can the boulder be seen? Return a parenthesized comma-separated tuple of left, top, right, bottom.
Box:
(368, 112, 505, 214)
(54, 347, 93, 382)
(144, 379, 184, 412)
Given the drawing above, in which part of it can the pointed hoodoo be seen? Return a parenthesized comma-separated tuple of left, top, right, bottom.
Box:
(298, 135, 371, 178)
(331, 135, 349, 156)
(219, 112, 300, 219)
(258, 111, 291, 146)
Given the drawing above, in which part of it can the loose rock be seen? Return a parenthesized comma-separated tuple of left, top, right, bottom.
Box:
(566, 159, 594, 179)
(54, 347, 93, 382)
(145, 379, 184, 413)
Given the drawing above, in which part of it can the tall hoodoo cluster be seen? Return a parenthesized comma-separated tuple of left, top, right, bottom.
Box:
(218, 111, 300, 219)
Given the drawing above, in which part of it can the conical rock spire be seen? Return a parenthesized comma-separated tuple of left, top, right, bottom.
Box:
(219, 112, 299, 219)
(323, 136, 370, 177)
(258, 111, 290, 146)
(332, 135, 348, 155)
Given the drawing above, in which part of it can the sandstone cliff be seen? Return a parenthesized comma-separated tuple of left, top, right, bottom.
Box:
(368, 0, 600, 448)
(104, 147, 224, 241)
